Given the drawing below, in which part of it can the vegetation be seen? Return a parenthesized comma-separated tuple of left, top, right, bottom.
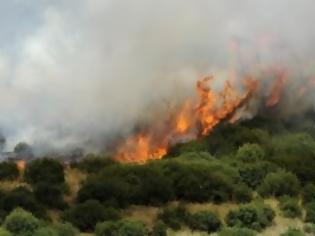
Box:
(0, 116, 314, 234)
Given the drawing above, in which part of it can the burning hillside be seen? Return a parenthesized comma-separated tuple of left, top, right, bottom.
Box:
(115, 66, 315, 163)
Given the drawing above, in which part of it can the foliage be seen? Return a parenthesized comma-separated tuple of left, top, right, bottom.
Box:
(4, 208, 41, 236)
(34, 227, 58, 236)
(52, 222, 79, 236)
(239, 161, 278, 189)
(218, 227, 257, 236)
(304, 223, 315, 234)
(302, 184, 315, 205)
(0, 162, 19, 181)
(187, 210, 221, 233)
(76, 155, 116, 173)
(305, 202, 315, 223)
(279, 197, 302, 218)
(149, 221, 167, 236)
(34, 183, 66, 209)
(280, 228, 305, 236)
(232, 184, 252, 203)
(236, 143, 265, 163)
(63, 200, 120, 231)
(95, 220, 147, 236)
(225, 202, 275, 231)
(157, 204, 189, 231)
(257, 170, 300, 197)
(0, 228, 12, 236)
(24, 158, 65, 186)
(0, 187, 46, 219)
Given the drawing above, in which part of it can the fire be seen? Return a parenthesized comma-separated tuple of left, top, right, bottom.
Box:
(265, 68, 288, 107)
(116, 75, 259, 163)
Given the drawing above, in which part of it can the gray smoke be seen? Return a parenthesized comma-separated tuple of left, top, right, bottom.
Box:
(0, 0, 314, 154)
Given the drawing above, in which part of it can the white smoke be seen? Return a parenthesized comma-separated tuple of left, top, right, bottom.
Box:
(0, 0, 314, 154)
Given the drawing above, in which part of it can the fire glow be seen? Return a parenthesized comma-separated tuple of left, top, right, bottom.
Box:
(115, 75, 259, 163)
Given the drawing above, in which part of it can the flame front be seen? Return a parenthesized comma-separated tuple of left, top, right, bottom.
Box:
(116, 75, 259, 163)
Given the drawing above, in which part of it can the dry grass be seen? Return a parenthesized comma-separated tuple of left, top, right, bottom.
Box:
(0, 180, 31, 192)
(64, 167, 87, 203)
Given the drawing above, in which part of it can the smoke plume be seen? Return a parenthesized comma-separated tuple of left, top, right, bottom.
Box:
(0, 0, 315, 155)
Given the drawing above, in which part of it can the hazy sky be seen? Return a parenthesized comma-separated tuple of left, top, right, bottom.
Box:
(0, 0, 314, 154)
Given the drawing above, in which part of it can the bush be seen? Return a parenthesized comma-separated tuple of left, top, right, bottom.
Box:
(187, 211, 221, 233)
(34, 183, 66, 209)
(157, 204, 189, 231)
(4, 208, 41, 236)
(218, 227, 256, 236)
(34, 227, 58, 236)
(304, 223, 315, 234)
(236, 144, 265, 163)
(232, 184, 252, 203)
(279, 197, 302, 218)
(0, 228, 12, 236)
(302, 184, 315, 205)
(280, 228, 305, 236)
(52, 222, 79, 236)
(305, 202, 315, 223)
(0, 162, 19, 181)
(150, 221, 167, 236)
(257, 170, 300, 197)
(77, 156, 115, 173)
(225, 202, 275, 231)
(0, 187, 46, 219)
(95, 220, 147, 236)
(63, 200, 120, 231)
(239, 162, 278, 189)
(24, 158, 65, 186)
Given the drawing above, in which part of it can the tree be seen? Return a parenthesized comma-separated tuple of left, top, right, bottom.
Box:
(33, 227, 58, 236)
(236, 143, 265, 163)
(4, 208, 40, 236)
(52, 222, 79, 236)
(0, 162, 19, 181)
(150, 221, 167, 236)
(34, 183, 66, 209)
(302, 184, 315, 205)
(225, 202, 275, 232)
(24, 158, 65, 186)
(63, 200, 120, 231)
(257, 170, 300, 197)
(305, 202, 315, 223)
(278, 197, 301, 219)
(280, 228, 305, 236)
(14, 142, 33, 159)
(187, 211, 221, 233)
(95, 220, 147, 236)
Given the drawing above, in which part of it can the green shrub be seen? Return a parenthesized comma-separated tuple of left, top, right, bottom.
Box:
(225, 202, 275, 231)
(0, 187, 46, 219)
(52, 222, 79, 236)
(279, 197, 302, 218)
(157, 204, 189, 231)
(34, 183, 67, 209)
(257, 170, 300, 197)
(236, 144, 265, 163)
(95, 220, 147, 236)
(280, 228, 305, 236)
(303, 223, 315, 234)
(218, 227, 256, 236)
(149, 221, 167, 236)
(187, 211, 221, 233)
(0, 162, 19, 181)
(77, 155, 115, 173)
(63, 200, 120, 231)
(305, 202, 315, 223)
(302, 184, 315, 205)
(24, 158, 65, 186)
(4, 208, 41, 236)
(34, 227, 58, 236)
(239, 162, 278, 189)
(0, 228, 12, 236)
(232, 184, 252, 203)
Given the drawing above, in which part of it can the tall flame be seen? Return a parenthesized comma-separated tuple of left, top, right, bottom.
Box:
(116, 75, 259, 163)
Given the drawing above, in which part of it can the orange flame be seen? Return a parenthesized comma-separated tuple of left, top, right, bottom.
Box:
(116, 75, 259, 163)
(265, 68, 288, 107)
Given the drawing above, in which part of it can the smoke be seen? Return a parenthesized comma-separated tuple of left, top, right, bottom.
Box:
(0, 0, 314, 154)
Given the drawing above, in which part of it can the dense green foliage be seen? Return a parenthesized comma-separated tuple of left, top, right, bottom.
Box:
(95, 220, 147, 236)
(225, 202, 275, 231)
(186, 210, 221, 233)
(280, 228, 305, 236)
(278, 197, 302, 218)
(0, 162, 19, 181)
